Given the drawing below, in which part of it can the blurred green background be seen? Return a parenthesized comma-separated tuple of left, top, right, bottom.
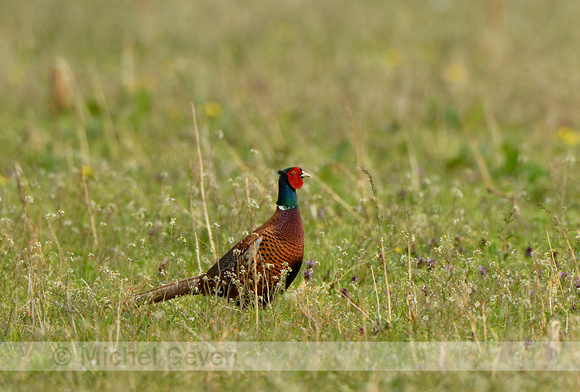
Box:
(2, 0, 579, 175)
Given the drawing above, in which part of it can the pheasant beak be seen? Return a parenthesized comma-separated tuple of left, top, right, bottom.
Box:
(300, 171, 311, 179)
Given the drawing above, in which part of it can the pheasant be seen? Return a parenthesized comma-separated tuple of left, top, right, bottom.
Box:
(135, 166, 310, 306)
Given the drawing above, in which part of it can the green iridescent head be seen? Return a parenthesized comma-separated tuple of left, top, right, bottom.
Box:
(276, 166, 310, 209)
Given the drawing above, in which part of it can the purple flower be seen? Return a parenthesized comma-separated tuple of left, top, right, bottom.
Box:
(358, 326, 365, 335)
(341, 288, 350, 299)
(305, 260, 316, 269)
(351, 276, 358, 283)
(478, 265, 487, 276)
(525, 246, 533, 258)
(304, 268, 313, 281)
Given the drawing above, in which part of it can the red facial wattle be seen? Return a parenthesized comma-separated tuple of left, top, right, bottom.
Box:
(287, 167, 304, 189)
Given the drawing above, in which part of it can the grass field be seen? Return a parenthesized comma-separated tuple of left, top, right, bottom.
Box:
(2, 0, 580, 389)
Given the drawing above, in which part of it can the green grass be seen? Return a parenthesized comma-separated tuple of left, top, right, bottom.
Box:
(2, 0, 580, 389)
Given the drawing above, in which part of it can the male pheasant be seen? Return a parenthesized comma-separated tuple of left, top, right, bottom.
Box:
(135, 166, 309, 306)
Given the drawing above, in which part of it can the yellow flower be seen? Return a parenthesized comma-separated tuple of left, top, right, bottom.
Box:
(557, 126, 580, 146)
(443, 61, 467, 83)
(81, 165, 94, 178)
(383, 49, 402, 68)
(395, 247, 402, 254)
(202, 102, 222, 118)
(0, 175, 8, 186)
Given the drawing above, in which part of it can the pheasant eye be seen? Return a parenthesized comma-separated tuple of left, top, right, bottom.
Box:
(291, 170, 296, 175)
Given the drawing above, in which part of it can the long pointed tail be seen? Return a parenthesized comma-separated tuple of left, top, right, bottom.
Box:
(135, 275, 201, 304)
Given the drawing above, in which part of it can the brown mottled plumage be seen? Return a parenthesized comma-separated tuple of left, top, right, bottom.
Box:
(135, 166, 309, 306)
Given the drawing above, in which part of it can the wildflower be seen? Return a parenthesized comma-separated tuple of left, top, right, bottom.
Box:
(303, 268, 312, 282)
(383, 49, 401, 68)
(358, 326, 365, 335)
(525, 246, 533, 258)
(478, 265, 487, 276)
(80, 165, 94, 178)
(305, 260, 316, 269)
(443, 61, 467, 83)
(394, 247, 402, 254)
(557, 126, 580, 146)
(451, 186, 464, 199)
(202, 102, 222, 118)
(340, 288, 350, 299)
(351, 276, 358, 283)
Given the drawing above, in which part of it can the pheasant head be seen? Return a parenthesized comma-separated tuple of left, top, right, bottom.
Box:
(276, 166, 310, 210)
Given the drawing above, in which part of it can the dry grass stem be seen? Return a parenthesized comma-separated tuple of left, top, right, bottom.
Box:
(191, 102, 217, 261)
